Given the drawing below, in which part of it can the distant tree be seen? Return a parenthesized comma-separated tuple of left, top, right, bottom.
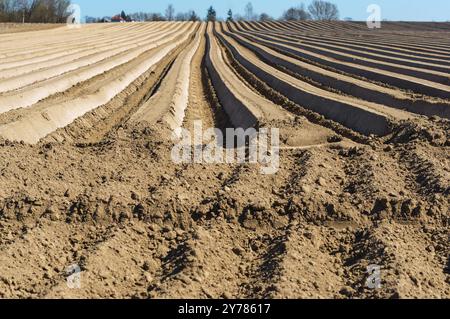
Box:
(17, 0, 27, 23)
(206, 6, 216, 22)
(150, 13, 166, 21)
(128, 12, 167, 21)
(175, 11, 198, 22)
(234, 14, 245, 22)
(0, 0, 72, 23)
(308, 0, 339, 20)
(56, 0, 71, 22)
(175, 12, 187, 21)
(165, 4, 175, 21)
(120, 10, 127, 20)
(130, 12, 148, 22)
(227, 9, 233, 22)
(259, 13, 273, 21)
(244, 2, 257, 21)
(188, 10, 199, 22)
(281, 5, 311, 21)
(85, 15, 100, 23)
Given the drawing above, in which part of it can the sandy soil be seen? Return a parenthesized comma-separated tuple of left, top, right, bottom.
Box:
(0, 22, 448, 299)
(0, 23, 62, 34)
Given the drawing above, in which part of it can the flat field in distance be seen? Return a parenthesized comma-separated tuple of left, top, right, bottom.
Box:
(0, 21, 448, 299)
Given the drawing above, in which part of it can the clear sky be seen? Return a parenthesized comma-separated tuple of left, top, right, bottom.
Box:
(74, 0, 450, 21)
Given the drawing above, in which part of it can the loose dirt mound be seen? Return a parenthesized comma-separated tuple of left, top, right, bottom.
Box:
(0, 22, 448, 299)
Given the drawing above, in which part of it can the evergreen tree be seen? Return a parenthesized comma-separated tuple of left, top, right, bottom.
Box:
(206, 6, 216, 22)
(227, 9, 233, 22)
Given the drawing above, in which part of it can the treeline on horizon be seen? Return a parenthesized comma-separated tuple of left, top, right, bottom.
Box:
(89, 1, 340, 23)
(0, 0, 71, 23)
(0, 0, 340, 23)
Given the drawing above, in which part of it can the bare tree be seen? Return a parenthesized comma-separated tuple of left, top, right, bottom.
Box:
(244, 2, 257, 21)
(55, 0, 70, 22)
(165, 4, 175, 21)
(149, 12, 166, 21)
(129, 12, 144, 22)
(131, 12, 166, 21)
(0, 0, 71, 23)
(308, 0, 339, 21)
(188, 10, 199, 22)
(259, 13, 272, 21)
(175, 12, 187, 21)
(16, 0, 27, 22)
(27, 0, 40, 22)
(234, 13, 245, 21)
(281, 4, 311, 21)
(0, 0, 13, 21)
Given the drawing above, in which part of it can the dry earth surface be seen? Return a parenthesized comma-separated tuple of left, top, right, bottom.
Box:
(0, 23, 62, 34)
(0, 21, 448, 299)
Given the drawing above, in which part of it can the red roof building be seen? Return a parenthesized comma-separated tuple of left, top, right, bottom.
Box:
(111, 15, 125, 22)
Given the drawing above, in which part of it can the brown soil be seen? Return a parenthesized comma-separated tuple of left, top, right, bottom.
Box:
(0, 23, 62, 34)
(0, 22, 448, 299)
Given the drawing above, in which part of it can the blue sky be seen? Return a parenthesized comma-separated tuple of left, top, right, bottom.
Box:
(74, 0, 450, 21)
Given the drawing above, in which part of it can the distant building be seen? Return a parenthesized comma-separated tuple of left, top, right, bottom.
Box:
(85, 16, 99, 23)
(111, 15, 126, 23)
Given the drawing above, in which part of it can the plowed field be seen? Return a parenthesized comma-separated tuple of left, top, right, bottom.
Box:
(0, 21, 448, 299)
